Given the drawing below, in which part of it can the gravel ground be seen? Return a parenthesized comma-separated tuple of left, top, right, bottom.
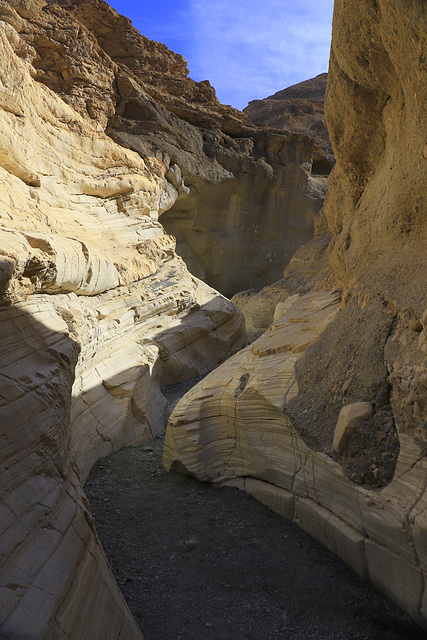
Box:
(85, 441, 426, 640)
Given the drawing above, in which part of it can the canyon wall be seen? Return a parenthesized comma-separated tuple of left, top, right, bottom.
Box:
(4, 0, 427, 634)
(0, 1, 247, 637)
(57, 0, 325, 298)
(164, 0, 427, 629)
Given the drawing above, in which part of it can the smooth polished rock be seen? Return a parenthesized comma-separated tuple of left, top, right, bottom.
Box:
(0, 6, 246, 638)
(18, 0, 326, 298)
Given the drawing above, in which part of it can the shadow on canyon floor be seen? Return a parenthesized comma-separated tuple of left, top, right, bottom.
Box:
(85, 440, 425, 640)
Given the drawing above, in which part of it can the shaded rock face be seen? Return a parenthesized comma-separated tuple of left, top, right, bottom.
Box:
(164, 0, 427, 630)
(231, 214, 334, 343)
(0, 2, 246, 637)
(8, 0, 325, 298)
(244, 74, 334, 175)
(162, 131, 325, 297)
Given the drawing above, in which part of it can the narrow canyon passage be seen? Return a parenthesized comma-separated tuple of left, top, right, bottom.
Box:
(85, 441, 424, 640)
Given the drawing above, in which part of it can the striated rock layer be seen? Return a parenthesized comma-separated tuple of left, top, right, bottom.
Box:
(14, 0, 325, 298)
(164, 291, 427, 629)
(164, 0, 427, 629)
(0, 4, 246, 638)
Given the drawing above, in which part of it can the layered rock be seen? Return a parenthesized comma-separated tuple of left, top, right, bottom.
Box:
(7, 0, 326, 298)
(164, 0, 427, 629)
(0, 4, 245, 638)
(244, 74, 334, 174)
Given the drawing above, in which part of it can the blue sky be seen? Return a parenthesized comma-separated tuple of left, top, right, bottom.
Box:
(108, 0, 334, 110)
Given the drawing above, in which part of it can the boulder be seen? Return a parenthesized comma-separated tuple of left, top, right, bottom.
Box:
(333, 402, 374, 455)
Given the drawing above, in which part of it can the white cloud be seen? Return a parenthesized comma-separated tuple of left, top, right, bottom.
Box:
(187, 0, 334, 109)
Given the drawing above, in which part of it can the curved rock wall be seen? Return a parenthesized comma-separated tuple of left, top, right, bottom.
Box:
(0, 5, 245, 637)
(164, 292, 427, 629)
(162, 131, 325, 297)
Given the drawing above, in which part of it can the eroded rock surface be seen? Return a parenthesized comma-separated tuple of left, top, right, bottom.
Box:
(164, 292, 427, 629)
(0, 3, 246, 637)
(325, 0, 427, 310)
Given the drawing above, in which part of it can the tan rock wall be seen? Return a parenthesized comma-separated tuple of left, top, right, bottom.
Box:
(164, 0, 427, 630)
(161, 132, 326, 297)
(0, 300, 142, 639)
(0, 7, 245, 638)
(10, 0, 325, 298)
(325, 0, 427, 310)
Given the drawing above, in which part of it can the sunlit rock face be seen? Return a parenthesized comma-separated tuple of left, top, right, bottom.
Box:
(37, 0, 325, 298)
(164, 0, 427, 629)
(0, 2, 246, 637)
(325, 0, 427, 310)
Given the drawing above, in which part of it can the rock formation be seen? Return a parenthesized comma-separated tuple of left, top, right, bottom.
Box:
(3, 0, 427, 634)
(0, 1, 246, 637)
(164, 0, 427, 630)
(55, 0, 324, 298)
(244, 73, 334, 175)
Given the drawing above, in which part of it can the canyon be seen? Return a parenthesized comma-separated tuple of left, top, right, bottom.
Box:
(165, 0, 427, 631)
(0, 0, 427, 638)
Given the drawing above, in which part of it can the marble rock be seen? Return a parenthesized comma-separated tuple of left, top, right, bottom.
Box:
(0, 6, 246, 638)
(14, 0, 327, 297)
(164, 0, 427, 632)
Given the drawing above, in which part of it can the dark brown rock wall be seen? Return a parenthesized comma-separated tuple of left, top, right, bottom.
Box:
(244, 73, 333, 172)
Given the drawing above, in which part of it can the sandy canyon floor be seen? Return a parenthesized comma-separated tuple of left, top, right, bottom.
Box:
(85, 439, 425, 640)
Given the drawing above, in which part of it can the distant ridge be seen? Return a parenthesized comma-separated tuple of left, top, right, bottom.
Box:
(244, 74, 333, 172)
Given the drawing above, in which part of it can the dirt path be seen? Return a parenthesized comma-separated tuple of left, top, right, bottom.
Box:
(85, 440, 425, 640)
